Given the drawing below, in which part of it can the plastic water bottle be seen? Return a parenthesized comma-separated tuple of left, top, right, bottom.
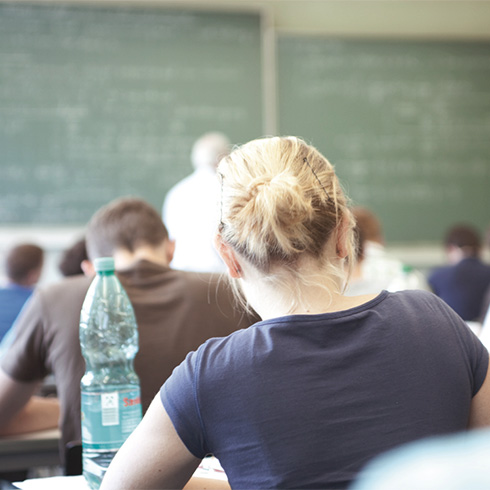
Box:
(79, 257, 142, 489)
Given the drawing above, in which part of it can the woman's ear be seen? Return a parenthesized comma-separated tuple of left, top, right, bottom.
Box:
(81, 260, 95, 278)
(336, 217, 351, 259)
(214, 235, 243, 278)
(164, 239, 176, 264)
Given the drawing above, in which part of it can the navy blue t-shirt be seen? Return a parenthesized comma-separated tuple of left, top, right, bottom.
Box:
(428, 257, 490, 321)
(161, 290, 488, 489)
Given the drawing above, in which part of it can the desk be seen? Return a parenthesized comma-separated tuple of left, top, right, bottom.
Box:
(0, 429, 61, 472)
(14, 456, 227, 489)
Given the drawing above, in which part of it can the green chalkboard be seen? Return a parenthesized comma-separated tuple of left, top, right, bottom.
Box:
(278, 36, 490, 244)
(0, 3, 264, 224)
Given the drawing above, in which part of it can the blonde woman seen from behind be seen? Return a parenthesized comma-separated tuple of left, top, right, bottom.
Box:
(101, 137, 490, 490)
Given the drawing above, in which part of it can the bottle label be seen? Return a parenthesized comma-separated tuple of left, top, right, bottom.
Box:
(81, 388, 142, 450)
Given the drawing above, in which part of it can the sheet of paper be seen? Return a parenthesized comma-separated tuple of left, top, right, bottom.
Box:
(15, 457, 228, 488)
(15, 475, 89, 490)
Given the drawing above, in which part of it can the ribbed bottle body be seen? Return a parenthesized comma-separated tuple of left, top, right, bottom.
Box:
(79, 260, 142, 489)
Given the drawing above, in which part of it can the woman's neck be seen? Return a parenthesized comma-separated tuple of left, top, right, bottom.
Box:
(246, 278, 377, 320)
(237, 245, 377, 321)
(113, 244, 170, 270)
(240, 259, 347, 320)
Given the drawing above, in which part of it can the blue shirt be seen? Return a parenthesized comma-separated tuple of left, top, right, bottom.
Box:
(428, 257, 490, 321)
(161, 290, 488, 489)
(0, 284, 33, 341)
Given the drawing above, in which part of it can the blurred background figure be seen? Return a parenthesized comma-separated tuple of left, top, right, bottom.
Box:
(479, 226, 490, 349)
(350, 207, 428, 294)
(58, 237, 93, 278)
(0, 243, 44, 342)
(162, 132, 230, 273)
(0, 197, 256, 467)
(351, 427, 490, 490)
(345, 220, 386, 296)
(428, 224, 490, 323)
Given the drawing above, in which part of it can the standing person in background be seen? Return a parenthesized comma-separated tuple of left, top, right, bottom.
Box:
(101, 137, 490, 490)
(0, 197, 256, 465)
(0, 243, 44, 342)
(351, 207, 428, 293)
(428, 224, 490, 322)
(163, 131, 230, 273)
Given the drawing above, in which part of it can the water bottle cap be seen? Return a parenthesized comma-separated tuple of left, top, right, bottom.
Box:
(94, 257, 115, 272)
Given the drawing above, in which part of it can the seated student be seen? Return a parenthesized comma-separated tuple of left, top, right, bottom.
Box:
(0, 243, 44, 342)
(101, 137, 490, 490)
(345, 221, 387, 296)
(428, 224, 490, 322)
(351, 207, 428, 292)
(0, 197, 256, 462)
(58, 237, 91, 277)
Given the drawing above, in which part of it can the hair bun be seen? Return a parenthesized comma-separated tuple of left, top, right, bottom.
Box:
(218, 136, 353, 273)
(248, 173, 312, 222)
(237, 172, 315, 261)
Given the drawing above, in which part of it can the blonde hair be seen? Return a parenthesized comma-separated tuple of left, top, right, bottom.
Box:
(218, 136, 355, 309)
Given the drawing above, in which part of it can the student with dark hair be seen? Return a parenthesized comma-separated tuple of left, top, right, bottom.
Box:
(345, 220, 386, 296)
(58, 237, 91, 278)
(0, 197, 256, 461)
(429, 224, 490, 321)
(0, 243, 44, 342)
(350, 206, 428, 293)
(102, 137, 490, 490)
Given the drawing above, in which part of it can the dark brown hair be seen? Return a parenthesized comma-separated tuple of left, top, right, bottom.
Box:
(6, 243, 44, 284)
(86, 197, 169, 260)
(351, 207, 383, 244)
(58, 238, 88, 277)
(444, 224, 482, 257)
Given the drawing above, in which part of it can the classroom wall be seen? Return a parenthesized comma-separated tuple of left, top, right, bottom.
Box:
(1, 0, 489, 284)
(10, 1, 490, 44)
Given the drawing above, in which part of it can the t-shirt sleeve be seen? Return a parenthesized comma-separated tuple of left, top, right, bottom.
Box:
(0, 290, 49, 382)
(435, 294, 489, 396)
(160, 348, 209, 459)
(461, 325, 489, 397)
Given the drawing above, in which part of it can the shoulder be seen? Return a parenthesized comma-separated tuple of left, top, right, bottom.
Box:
(10, 275, 91, 329)
(472, 259, 490, 275)
(171, 270, 234, 300)
(379, 288, 437, 306)
(428, 264, 452, 281)
(37, 275, 92, 303)
(178, 270, 257, 321)
(26, 276, 92, 319)
(0, 286, 32, 302)
(380, 290, 465, 324)
(195, 319, 267, 363)
(163, 269, 220, 293)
